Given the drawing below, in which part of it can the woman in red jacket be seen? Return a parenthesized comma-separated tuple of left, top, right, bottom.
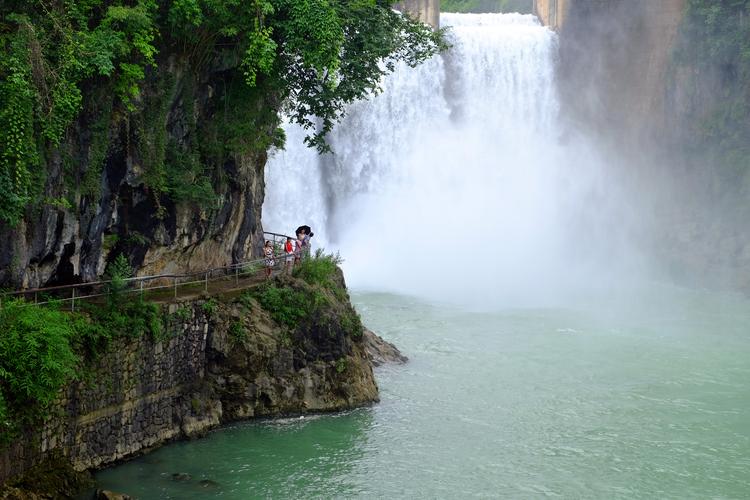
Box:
(284, 236, 295, 275)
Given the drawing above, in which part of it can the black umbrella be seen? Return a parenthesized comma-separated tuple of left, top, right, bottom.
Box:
(296, 225, 312, 236)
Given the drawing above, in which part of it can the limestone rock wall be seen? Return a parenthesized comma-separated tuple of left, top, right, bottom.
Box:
(0, 301, 216, 483)
(0, 56, 271, 291)
(0, 285, 379, 485)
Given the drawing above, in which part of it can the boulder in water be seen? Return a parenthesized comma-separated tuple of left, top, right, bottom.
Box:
(95, 490, 132, 500)
(198, 479, 220, 489)
(363, 329, 408, 366)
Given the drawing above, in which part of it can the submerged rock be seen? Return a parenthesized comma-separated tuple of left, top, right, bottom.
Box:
(95, 490, 132, 500)
(171, 473, 192, 482)
(363, 329, 408, 366)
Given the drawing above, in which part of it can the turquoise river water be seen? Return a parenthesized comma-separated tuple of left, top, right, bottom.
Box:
(95, 285, 750, 498)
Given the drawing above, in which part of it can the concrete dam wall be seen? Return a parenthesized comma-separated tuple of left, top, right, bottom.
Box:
(395, 0, 440, 29)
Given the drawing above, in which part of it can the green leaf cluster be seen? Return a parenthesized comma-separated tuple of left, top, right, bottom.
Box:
(251, 252, 364, 339)
(0, 300, 78, 442)
(0, 294, 162, 445)
(292, 249, 343, 289)
(162, 0, 447, 151)
(0, 0, 159, 224)
(251, 284, 326, 330)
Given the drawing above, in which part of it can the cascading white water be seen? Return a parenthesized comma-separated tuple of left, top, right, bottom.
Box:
(264, 13, 629, 307)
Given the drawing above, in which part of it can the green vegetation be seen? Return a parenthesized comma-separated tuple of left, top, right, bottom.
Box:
(104, 254, 132, 301)
(335, 357, 347, 374)
(201, 298, 218, 317)
(174, 305, 192, 321)
(675, 1, 750, 190)
(0, 258, 162, 445)
(79, 297, 162, 356)
(0, 0, 446, 225)
(251, 251, 364, 340)
(229, 320, 247, 344)
(293, 249, 343, 289)
(251, 284, 326, 330)
(441, 0, 532, 13)
(0, 301, 79, 442)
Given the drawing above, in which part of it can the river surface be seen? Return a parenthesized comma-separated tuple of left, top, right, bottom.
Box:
(96, 285, 750, 498)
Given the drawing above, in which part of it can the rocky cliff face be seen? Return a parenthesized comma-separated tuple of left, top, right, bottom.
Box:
(0, 271, 385, 491)
(0, 54, 276, 290)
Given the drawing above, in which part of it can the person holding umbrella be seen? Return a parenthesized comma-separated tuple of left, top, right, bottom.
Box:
(294, 232, 303, 264)
(296, 225, 314, 258)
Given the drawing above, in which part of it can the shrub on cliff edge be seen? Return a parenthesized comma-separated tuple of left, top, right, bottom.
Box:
(293, 249, 343, 289)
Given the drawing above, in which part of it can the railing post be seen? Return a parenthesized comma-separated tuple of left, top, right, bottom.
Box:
(140, 280, 144, 297)
(71, 288, 76, 312)
(205, 271, 209, 293)
(174, 277, 178, 299)
(235, 266, 239, 285)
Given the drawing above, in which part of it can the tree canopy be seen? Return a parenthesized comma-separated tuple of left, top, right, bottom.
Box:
(0, 0, 447, 225)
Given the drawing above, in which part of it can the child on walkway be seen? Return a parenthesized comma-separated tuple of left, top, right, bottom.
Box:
(264, 240, 275, 278)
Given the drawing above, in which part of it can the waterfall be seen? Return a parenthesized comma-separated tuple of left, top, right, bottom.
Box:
(264, 13, 626, 307)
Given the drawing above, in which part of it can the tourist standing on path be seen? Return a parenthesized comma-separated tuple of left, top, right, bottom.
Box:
(302, 230, 313, 258)
(264, 240, 275, 278)
(295, 233, 303, 264)
(284, 236, 295, 275)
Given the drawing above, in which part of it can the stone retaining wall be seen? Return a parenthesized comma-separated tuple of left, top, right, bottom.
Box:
(0, 301, 220, 483)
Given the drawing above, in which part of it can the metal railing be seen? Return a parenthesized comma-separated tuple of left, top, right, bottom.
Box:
(0, 231, 298, 310)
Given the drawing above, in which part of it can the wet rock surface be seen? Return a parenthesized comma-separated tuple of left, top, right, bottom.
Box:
(363, 329, 408, 367)
(207, 277, 379, 420)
